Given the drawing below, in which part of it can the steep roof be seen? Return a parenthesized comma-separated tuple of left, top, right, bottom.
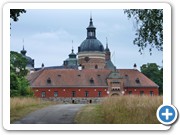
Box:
(29, 69, 110, 87)
(117, 69, 159, 88)
(28, 68, 158, 88)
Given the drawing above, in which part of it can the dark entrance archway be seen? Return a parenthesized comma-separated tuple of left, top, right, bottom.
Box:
(111, 93, 119, 96)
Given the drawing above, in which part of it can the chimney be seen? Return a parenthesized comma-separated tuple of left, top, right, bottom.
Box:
(42, 63, 44, 68)
(133, 63, 137, 70)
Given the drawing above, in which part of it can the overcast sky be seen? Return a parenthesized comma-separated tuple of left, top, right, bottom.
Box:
(10, 9, 163, 69)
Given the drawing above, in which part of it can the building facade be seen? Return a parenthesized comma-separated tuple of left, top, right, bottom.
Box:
(27, 17, 159, 103)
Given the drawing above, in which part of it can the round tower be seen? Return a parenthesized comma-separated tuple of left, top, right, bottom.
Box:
(77, 17, 105, 69)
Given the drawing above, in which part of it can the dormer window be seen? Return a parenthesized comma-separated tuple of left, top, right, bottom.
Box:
(47, 78, 51, 84)
(135, 78, 140, 84)
(90, 78, 94, 84)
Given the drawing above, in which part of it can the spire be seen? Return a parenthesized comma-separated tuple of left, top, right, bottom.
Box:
(72, 46, 74, 53)
(69, 42, 76, 58)
(89, 17, 93, 27)
(20, 39, 27, 55)
(105, 37, 110, 52)
(87, 14, 96, 39)
(89, 12, 93, 27)
(106, 37, 108, 49)
(72, 40, 74, 53)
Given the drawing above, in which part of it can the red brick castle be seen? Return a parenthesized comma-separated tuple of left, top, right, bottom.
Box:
(27, 17, 159, 103)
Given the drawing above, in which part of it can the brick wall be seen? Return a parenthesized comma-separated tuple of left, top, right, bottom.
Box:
(32, 87, 159, 98)
(124, 87, 159, 96)
(32, 87, 108, 98)
(78, 58, 105, 69)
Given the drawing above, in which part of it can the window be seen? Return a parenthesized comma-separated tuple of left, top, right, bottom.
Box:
(135, 78, 140, 84)
(98, 91, 102, 97)
(54, 91, 58, 97)
(95, 65, 98, 69)
(140, 91, 144, 96)
(41, 91, 46, 98)
(72, 91, 76, 97)
(85, 91, 89, 97)
(150, 91, 154, 96)
(47, 78, 51, 84)
(129, 91, 132, 95)
(90, 78, 94, 84)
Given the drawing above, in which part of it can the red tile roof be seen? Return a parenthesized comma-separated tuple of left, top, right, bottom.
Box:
(28, 68, 158, 88)
(117, 69, 159, 87)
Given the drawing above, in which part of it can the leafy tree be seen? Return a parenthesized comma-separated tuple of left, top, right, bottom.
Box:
(10, 72, 20, 97)
(10, 9, 26, 21)
(124, 9, 163, 54)
(10, 51, 28, 76)
(10, 51, 33, 97)
(140, 63, 163, 95)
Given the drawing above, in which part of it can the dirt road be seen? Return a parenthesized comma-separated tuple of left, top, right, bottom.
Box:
(14, 104, 85, 124)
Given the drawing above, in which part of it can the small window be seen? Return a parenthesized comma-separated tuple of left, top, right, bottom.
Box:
(47, 78, 51, 84)
(140, 91, 144, 96)
(98, 91, 102, 97)
(72, 91, 76, 97)
(90, 78, 94, 84)
(150, 91, 154, 96)
(41, 91, 46, 98)
(129, 91, 132, 95)
(95, 65, 98, 69)
(54, 91, 58, 97)
(85, 91, 89, 97)
(135, 78, 140, 84)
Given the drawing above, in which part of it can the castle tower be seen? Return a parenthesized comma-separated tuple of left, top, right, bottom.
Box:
(77, 16, 106, 69)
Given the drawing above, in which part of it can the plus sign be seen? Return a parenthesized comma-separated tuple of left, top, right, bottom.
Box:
(162, 108, 173, 120)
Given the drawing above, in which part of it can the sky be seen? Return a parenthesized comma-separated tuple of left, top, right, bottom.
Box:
(10, 9, 163, 70)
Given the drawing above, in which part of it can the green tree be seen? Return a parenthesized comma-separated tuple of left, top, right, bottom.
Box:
(10, 72, 20, 97)
(10, 51, 28, 77)
(10, 9, 26, 21)
(140, 63, 163, 95)
(124, 9, 163, 54)
(10, 51, 33, 97)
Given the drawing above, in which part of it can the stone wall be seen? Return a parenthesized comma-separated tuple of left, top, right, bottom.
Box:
(41, 97, 104, 104)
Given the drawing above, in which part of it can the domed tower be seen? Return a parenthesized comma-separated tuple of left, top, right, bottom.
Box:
(20, 45, 34, 70)
(63, 47, 77, 68)
(78, 17, 105, 69)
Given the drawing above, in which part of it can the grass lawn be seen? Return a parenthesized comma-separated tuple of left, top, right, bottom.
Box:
(75, 96, 163, 124)
(74, 104, 104, 124)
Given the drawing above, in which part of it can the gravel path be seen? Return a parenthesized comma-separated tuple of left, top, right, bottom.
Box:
(14, 104, 85, 124)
